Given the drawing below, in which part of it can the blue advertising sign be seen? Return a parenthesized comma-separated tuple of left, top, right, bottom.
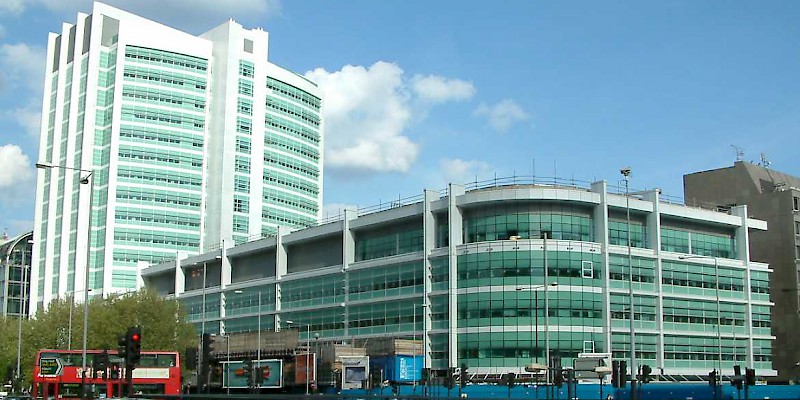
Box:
(222, 359, 283, 389)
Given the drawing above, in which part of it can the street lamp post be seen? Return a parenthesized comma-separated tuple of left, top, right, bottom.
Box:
(197, 261, 207, 395)
(286, 320, 311, 395)
(68, 294, 74, 350)
(15, 239, 33, 392)
(621, 167, 637, 399)
(542, 232, 551, 385)
(680, 254, 722, 374)
(235, 289, 262, 366)
(36, 161, 94, 400)
(314, 332, 320, 393)
(218, 334, 230, 395)
(516, 282, 558, 384)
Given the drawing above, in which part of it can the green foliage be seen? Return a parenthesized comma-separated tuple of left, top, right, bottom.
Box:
(0, 289, 197, 391)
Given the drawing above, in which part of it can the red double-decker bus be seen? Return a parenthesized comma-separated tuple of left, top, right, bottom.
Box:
(32, 349, 181, 399)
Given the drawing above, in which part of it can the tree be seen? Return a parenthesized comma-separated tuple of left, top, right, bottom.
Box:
(0, 289, 197, 390)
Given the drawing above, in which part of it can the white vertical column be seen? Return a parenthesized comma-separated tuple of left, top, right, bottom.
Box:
(422, 189, 439, 369)
(642, 189, 664, 369)
(731, 205, 754, 368)
(590, 180, 612, 358)
(447, 184, 465, 368)
(29, 29, 61, 316)
(342, 208, 357, 338)
(274, 226, 288, 328)
(175, 251, 187, 296)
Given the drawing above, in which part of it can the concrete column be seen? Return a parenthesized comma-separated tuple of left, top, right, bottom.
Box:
(447, 184, 465, 368)
(175, 251, 187, 296)
(643, 189, 665, 370)
(342, 208, 358, 338)
(731, 205, 754, 368)
(590, 181, 613, 359)
(422, 189, 439, 369)
(274, 226, 289, 329)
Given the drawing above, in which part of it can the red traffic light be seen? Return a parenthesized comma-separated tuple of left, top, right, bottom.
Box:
(132, 333, 141, 342)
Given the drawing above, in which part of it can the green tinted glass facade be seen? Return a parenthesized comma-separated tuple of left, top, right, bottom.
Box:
(262, 72, 321, 234)
(110, 45, 207, 287)
(149, 183, 773, 379)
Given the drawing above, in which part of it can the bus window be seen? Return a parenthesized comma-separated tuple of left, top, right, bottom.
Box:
(59, 383, 81, 398)
(156, 354, 177, 367)
(132, 383, 166, 395)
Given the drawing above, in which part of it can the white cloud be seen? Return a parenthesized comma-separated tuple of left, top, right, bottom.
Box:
(474, 99, 530, 132)
(12, 103, 42, 137)
(411, 74, 475, 104)
(306, 62, 476, 175)
(0, 0, 25, 15)
(306, 61, 417, 173)
(0, 43, 46, 94)
(0, 144, 33, 203)
(439, 158, 494, 185)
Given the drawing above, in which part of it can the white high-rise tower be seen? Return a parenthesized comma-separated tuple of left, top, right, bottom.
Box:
(31, 2, 323, 314)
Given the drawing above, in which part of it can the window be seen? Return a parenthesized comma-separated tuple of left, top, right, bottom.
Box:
(794, 196, 799, 211)
(234, 197, 249, 213)
(582, 261, 594, 278)
(236, 137, 251, 154)
(239, 61, 254, 78)
(237, 98, 252, 116)
(243, 39, 253, 53)
(583, 340, 595, 353)
(796, 220, 800, 236)
(796, 245, 800, 260)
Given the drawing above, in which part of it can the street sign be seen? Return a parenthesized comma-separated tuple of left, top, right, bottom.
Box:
(39, 358, 63, 377)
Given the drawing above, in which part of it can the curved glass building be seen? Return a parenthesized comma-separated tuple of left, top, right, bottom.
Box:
(31, 2, 322, 314)
(0, 232, 34, 317)
(142, 178, 775, 381)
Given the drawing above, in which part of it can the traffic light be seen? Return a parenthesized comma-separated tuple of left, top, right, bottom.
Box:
(201, 333, 216, 368)
(732, 365, 743, 390)
(708, 370, 718, 387)
(421, 368, 430, 385)
(184, 347, 198, 370)
(126, 326, 142, 366)
(5, 364, 13, 383)
(255, 366, 265, 385)
(243, 358, 253, 386)
(640, 364, 653, 383)
(460, 363, 469, 388)
(92, 350, 110, 379)
(117, 334, 128, 362)
(745, 368, 756, 386)
(444, 367, 455, 390)
(612, 360, 628, 388)
(553, 366, 564, 387)
(505, 372, 516, 388)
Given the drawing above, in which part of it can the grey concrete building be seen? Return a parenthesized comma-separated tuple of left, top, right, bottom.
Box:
(684, 161, 800, 380)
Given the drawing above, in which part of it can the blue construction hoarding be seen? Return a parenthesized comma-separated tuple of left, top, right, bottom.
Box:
(370, 355, 423, 383)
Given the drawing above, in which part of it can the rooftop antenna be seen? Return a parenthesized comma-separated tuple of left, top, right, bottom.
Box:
(760, 153, 771, 168)
(731, 145, 744, 162)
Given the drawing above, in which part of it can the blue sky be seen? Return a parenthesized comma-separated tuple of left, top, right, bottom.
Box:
(1, 0, 799, 236)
